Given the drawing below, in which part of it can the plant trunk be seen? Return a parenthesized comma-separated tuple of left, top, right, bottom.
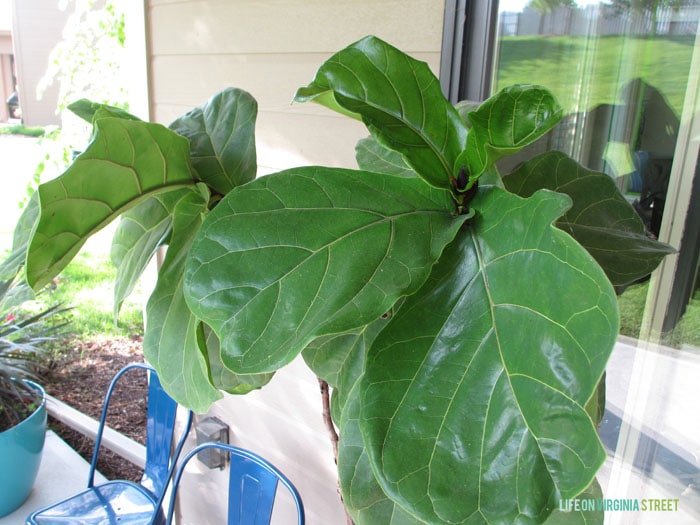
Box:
(318, 377, 355, 525)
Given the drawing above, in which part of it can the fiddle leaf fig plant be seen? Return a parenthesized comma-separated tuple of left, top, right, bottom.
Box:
(18, 35, 673, 524)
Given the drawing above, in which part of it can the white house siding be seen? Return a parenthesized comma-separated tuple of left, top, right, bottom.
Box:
(10, 0, 68, 126)
(0, 33, 12, 122)
(148, 0, 444, 173)
(146, 1, 445, 522)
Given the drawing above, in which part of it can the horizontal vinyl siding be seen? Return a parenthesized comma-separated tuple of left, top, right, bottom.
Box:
(148, 0, 444, 172)
(148, 0, 443, 56)
(146, 1, 445, 522)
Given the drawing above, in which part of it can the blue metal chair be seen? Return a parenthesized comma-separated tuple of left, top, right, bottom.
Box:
(26, 363, 193, 525)
(161, 442, 305, 524)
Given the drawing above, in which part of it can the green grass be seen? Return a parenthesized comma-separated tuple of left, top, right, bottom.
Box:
(498, 33, 700, 350)
(618, 282, 649, 340)
(0, 125, 46, 138)
(618, 281, 700, 349)
(23, 251, 144, 340)
(496, 35, 694, 116)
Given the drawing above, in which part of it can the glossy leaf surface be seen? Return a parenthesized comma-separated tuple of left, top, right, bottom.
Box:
(27, 117, 195, 289)
(185, 166, 466, 374)
(460, 85, 562, 186)
(295, 36, 467, 190)
(503, 151, 675, 285)
(339, 381, 425, 525)
(361, 187, 618, 524)
(143, 185, 221, 412)
(169, 87, 257, 195)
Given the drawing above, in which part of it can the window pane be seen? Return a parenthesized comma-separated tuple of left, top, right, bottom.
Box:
(493, 2, 700, 522)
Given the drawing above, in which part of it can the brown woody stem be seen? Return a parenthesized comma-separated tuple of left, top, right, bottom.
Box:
(318, 377, 354, 525)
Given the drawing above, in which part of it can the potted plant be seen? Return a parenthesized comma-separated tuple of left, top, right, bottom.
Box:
(16, 36, 673, 523)
(0, 275, 68, 517)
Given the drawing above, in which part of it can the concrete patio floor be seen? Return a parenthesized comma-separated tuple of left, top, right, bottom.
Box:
(0, 431, 107, 524)
(598, 338, 700, 524)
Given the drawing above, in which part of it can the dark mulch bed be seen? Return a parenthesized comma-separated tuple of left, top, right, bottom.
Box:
(43, 336, 148, 482)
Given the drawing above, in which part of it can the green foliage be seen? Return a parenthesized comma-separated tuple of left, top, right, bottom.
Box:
(496, 35, 694, 116)
(528, 0, 577, 13)
(0, 276, 70, 431)
(503, 152, 674, 285)
(28, 252, 143, 339)
(0, 125, 46, 138)
(37, 1, 128, 114)
(17, 36, 673, 523)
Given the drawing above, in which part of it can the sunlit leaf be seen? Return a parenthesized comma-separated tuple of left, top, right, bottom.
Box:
(185, 166, 466, 374)
(142, 185, 221, 413)
(295, 36, 467, 190)
(169, 87, 257, 195)
(27, 117, 196, 290)
(361, 187, 617, 524)
(459, 85, 562, 187)
(68, 99, 141, 123)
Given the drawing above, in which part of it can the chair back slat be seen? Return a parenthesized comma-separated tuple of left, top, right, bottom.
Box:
(140, 369, 179, 496)
(230, 461, 279, 524)
(164, 443, 305, 525)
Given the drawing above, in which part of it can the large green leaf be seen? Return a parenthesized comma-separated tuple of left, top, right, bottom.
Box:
(68, 99, 141, 123)
(0, 192, 39, 282)
(339, 380, 425, 525)
(111, 189, 192, 317)
(459, 85, 562, 187)
(361, 187, 618, 524)
(295, 36, 467, 190)
(303, 310, 392, 424)
(143, 184, 221, 413)
(27, 117, 196, 290)
(185, 167, 466, 374)
(355, 137, 417, 179)
(169, 87, 257, 196)
(503, 151, 675, 285)
(197, 324, 275, 395)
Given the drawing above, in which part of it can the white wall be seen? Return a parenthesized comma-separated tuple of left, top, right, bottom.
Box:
(148, 0, 444, 173)
(146, 1, 446, 522)
(10, 0, 68, 126)
(176, 359, 348, 524)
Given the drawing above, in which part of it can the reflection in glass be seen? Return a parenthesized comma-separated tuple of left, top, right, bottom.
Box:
(493, 2, 699, 523)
